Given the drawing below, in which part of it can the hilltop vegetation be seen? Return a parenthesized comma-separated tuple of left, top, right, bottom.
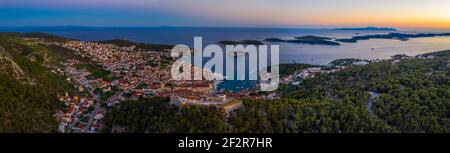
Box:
(7, 32, 72, 43)
(0, 33, 76, 132)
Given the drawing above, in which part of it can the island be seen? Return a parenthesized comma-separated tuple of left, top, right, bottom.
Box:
(335, 32, 450, 43)
(264, 35, 340, 46)
(334, 26, 397, 31)
(263, 38, 285, 42)
(218, 40, 264, 45)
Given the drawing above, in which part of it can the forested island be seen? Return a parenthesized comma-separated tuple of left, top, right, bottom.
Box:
(264, 35, 340, 46)
(218, 40, 264, 45)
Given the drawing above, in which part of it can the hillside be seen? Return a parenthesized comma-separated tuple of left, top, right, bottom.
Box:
(0, 33, 76, 132)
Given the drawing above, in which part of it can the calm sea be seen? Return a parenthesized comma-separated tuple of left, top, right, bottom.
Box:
(2, 26, 450, 65)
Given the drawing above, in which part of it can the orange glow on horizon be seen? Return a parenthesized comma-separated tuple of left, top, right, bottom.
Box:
(167, 0, 450, 30)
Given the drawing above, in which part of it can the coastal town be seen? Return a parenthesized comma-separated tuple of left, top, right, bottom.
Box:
(25, 38, 277, 133)
(24, 37, 414, 133)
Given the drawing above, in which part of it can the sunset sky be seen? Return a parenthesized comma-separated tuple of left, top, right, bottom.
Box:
(1, 0, 449, 29)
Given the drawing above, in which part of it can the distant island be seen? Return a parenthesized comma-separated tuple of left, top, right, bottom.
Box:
(334, 27, 397, 31)
(265, 35, 340, 46)
(335, 32, 450, 43)
(218, 40, 264, 45)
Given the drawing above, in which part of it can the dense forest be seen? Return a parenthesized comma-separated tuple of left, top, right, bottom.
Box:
(103, 50, 449, 133)
(284, 51, 449, 132)
(102, 97, 228, 133)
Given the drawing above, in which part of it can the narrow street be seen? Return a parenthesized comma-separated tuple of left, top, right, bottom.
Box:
(84, 90, 102, 133)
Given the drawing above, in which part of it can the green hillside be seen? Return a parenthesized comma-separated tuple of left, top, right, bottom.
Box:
(0, 33, 76, 132)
